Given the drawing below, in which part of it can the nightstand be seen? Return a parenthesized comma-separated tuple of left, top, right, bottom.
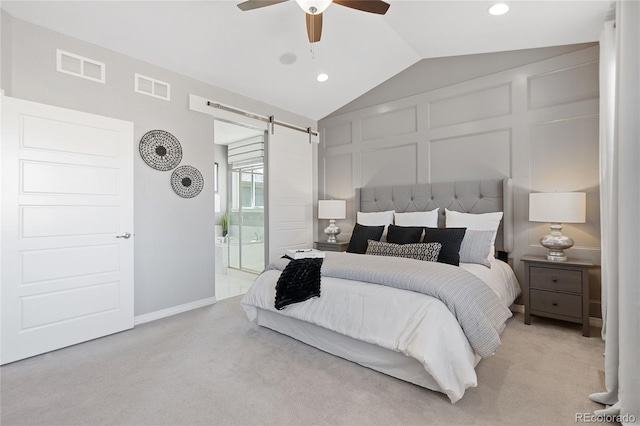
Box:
(521, 255, 593, 337)
(315, 241, 349, 252)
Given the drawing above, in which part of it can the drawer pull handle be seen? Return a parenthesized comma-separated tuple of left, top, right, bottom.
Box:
(552, 301, 558, 306)
(552, 278, 558, 283)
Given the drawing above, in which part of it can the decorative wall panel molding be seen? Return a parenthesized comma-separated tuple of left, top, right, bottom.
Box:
(429, 130, 511, 182)
(527, 61, 599, 110)
(428, 83, 512, 128)
(139, 130, 182, 171)
(324, 153, 352, 199)
(323, 121, 352, 147)
(171, 165, 204, 198)
(361, 143, 417, 187)
(361, 106, 417, 141)
(317, 46, 602, 315)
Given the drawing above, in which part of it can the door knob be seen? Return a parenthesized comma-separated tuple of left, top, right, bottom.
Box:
(116, 232, 131, 239)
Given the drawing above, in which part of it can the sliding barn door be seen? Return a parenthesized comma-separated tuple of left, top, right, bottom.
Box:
(267, 126, 314, 262)
(187, 94, 315, 264)
(1, 97, 134, 364)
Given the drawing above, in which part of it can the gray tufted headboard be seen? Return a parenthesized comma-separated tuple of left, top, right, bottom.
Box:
(355, 178, 513, 254)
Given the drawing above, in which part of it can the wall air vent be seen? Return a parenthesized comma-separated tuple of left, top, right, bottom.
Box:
(135, 74, 170, 101)
(56, 49, 105, 83)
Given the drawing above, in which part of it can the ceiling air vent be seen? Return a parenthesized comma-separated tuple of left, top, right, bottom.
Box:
(135, 74, 170, 101)
(56, 49, 105, 83)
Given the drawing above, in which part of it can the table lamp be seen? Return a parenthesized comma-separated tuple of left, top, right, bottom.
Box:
(529, 192, 586, 261)
(318, 200, 346, 243)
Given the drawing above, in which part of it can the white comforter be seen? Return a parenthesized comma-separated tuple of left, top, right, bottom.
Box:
(241, 258, 520, 402)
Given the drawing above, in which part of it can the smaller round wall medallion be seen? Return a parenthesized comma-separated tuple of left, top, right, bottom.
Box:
(139, 130, 183, 171)
(171, 165, 204, 198)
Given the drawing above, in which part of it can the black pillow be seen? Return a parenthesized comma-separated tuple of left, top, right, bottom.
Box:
(346, 223, 385, 254)
(422, 227, 466, 266)
(386, 224, 424, 244)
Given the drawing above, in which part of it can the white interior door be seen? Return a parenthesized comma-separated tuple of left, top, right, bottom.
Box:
(267, 126, 314, 262)
(1, 96, 134, 365)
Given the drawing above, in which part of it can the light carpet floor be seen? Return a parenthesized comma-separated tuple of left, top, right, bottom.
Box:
(1, 296, 605, 426)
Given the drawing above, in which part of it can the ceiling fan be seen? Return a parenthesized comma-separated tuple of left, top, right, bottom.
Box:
(237, 0, 391, 43)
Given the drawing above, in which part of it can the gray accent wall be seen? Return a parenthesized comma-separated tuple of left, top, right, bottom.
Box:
(318, 45, 602, 317)
(2, 13, 316, 316)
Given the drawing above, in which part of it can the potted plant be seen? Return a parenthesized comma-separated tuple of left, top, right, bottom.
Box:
(220, 212, 229, 237)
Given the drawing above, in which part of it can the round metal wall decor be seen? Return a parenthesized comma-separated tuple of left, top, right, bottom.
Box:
(171, 165, 204, 198)
(139, 130, 183, 171)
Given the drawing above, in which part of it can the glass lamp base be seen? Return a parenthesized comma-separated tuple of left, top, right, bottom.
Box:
(324, 220, 341, 243)
(540, 223, 573, 262)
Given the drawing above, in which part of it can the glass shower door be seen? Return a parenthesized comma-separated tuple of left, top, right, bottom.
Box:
(228, 166, 265, 273)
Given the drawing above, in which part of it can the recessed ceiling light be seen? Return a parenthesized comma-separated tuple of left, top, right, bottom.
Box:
(317, 73, 329, 82)
(488, 3, 509, 15)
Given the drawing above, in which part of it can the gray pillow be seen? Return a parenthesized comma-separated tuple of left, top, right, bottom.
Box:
(365, 240, 442, 262)
(459, 230, 494, 268)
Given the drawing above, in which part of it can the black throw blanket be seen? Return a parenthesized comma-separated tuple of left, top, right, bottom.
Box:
(274, 257, 323, 310)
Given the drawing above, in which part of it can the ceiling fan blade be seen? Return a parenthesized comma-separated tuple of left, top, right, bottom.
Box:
(237, 0, 288, 12)
(332, 0, 390, 14)
(306, 12, 323, 43)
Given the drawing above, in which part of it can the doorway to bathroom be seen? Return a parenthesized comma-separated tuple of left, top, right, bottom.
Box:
(229, 164, 265, 274)
(213, 119, 265, 300)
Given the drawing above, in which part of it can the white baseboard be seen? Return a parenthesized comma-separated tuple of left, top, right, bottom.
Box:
(510, 304, 602, 328)
(134, 297, 217, 326)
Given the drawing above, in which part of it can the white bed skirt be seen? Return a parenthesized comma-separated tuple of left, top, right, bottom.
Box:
(256, 307, 481, 395)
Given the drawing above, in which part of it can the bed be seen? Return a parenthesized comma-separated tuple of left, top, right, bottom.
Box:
(241, 178, 520, 402)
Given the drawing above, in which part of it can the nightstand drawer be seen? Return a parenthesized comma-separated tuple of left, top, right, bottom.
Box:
(315, 241, 349, 252)
(530, 289, 582, 318)
(529, 266, 582, 293)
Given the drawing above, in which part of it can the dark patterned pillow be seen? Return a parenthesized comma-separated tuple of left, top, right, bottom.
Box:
(386, 224, 424, 244)
(365, 240, 442, 262)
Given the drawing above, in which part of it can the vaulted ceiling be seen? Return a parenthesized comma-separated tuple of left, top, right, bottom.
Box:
(2, 1, 613, 120)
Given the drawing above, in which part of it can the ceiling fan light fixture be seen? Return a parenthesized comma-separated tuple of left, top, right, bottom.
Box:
(488, 3, 510, 16)
(295, 0, 332, 14)
(317, 73, 329, 82)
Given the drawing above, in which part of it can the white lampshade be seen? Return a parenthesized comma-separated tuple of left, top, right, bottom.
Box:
(318, 200, 346, 220)
(529, 192, 586, 223)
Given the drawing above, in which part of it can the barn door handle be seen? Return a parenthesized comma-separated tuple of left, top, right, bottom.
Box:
(116, 232, 131, 239)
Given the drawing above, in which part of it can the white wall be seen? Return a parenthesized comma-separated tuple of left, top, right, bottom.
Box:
(318, 44, 602, 317)
(2, 12, 316, 316)
(214, 143, 228, 232)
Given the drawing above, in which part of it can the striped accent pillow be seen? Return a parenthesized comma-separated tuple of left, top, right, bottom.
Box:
(459, 230, 495, 268)
(365, 240, 442, 262)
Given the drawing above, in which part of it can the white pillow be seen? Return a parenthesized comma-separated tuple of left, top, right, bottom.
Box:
(357, 210, 395, 226)
(445, 209, 503, 257)
(394, 210, 438, 228)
